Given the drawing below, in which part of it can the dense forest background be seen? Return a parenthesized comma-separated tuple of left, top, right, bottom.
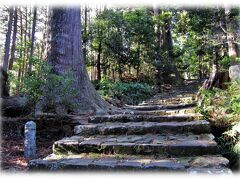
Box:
(1, 6, 239, 94)
(1, 5, 240, 116)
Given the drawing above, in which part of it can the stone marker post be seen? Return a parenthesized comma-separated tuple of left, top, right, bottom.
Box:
(24, 121, 36, 158)
(229, 64, 240, 81)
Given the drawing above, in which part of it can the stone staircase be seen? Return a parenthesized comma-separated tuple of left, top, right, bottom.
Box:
(29, 82, 232, 174)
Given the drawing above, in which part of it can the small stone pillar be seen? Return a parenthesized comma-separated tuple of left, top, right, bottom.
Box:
(24, 121, 36, 158)
(229, 64, 240, 81)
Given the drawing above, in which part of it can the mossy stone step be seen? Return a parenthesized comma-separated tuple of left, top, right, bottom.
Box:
(141, 97, 195, 105)
(124, 103, 196, 111)
(29, 154, 230, 173)
(53, 133, 218, 156)
(74, 120, 211, 136)
(151, 93, 196, 99)
(139, 101, 195, 106)
(89, 114, 200, 124)
(121, 107, 198, 116)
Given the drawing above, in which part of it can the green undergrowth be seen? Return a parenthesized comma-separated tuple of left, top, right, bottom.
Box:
(20, 61, 77, 114)
(92, 79, 155, 105)
(197, 79, 240, 170)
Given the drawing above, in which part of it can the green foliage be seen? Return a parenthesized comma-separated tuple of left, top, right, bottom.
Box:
(216, 123, 240, 169)
(196, 88, 216, 116)
(21, 58, 46, 102)
(197, 80, 240, 169)
(88, 8, 155, 80)
(197, 80, 240, 123)
(93, 79, 154, 105)
(40, 71, 78, 113)
(220, 57, 240, 70)
(226, 79, 240, 116)
(21, 58, 77, 114)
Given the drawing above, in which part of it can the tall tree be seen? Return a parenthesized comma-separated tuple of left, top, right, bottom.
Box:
(153, 7, 163, 88)
(17, 8, 24, 93)
(2, 7, 14, 72)
(46, 7, 110, 114)
(20, 7, 28, 88)
(28, 7, 37, 73)
(9, 7, 18, 70)
(161, 10, 182, 84)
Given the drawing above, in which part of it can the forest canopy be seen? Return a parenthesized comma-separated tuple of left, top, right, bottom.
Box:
(0, 5, 240, 112)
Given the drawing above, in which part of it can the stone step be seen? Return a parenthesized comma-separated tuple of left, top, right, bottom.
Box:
(123, 103, 196, 111)
(142, 97, 195, 105)
(89, 114, 200, 124)
(122, 107, 198, 116)
(152, 93, 196, 99)
(29, 154, 230, 173)
(74, 120, 211, 136)
(53, 133, 218, 156)
(140, 100, 195, 106)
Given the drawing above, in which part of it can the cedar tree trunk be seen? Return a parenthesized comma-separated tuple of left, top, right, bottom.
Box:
(46, 7, 110, 114)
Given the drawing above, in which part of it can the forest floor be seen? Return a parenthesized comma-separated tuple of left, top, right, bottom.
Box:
(1, 138, 54, 172)
(1, 115, 90, 172)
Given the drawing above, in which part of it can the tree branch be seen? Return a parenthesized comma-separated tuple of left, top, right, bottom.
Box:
(219, 21, 227, 34)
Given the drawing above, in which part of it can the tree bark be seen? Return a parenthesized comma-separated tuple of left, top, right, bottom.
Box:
(9, 7, 18, 70)
(2, 7, 14, 72)
(1, 67, 9, 97)
(40, 7, 48, 60)
(96, 39, 102, 81)
(161, 11, 182, 85)
(198, 55, 203, 80)
(202, 48, 230, 90)
(136, 42, 141, 79)
(20, 7, 28, 89)
(153, 7, 163, 88)
(17, 8, 24, 94)
(83, 6, 88, 61)
(28, 7, 37, 73)
(102, 54, 108, 79)
(46, 7, 111, 114)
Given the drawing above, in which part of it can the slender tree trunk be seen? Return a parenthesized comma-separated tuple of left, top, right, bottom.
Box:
(155, 8, 161, 61)
(154, 7, 163, 87)
(202, 48, 220, 90)
(102, 55, 108, 78)
(20, 7, 28, 88)
(28, 7, 37, 73)
(45, 7, 110, 114)
(136, 42, 141, 79)
(26, 7, 32, 73)
(3, 7, 14, 72)
(118, 66, 123, 81)
(112, 68, 115, 81)
(17, 9, 23, 93)
(162, 11, 182, 84)
(128, 64, 131, 75)
(9, 7, 18, 70)
(40, 8, 48, 60)
(198, 55, 203, 80)
(83, 6, 88, 61)
(96, 39, 102, 81)
(94, 55, 97, 80)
